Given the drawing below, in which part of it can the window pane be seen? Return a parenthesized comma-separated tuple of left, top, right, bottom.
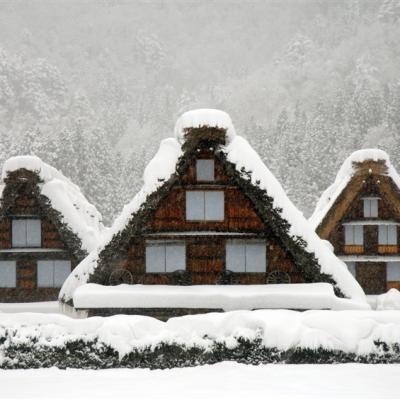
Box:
(165, 243, 186, 272)
(205, 191, 224, 220)
(37, 260, 54, 288)
(363, 199, 371, 217)
(354, 226, 363, 245)
(345, 261, 356, 277)
(186, 191, 204, 220)
(370, 199, 378, 218)
(54, 260, 71, 287)
(12, 220, 26, 247)
(146, 244, 166, 273)
(196, 159, 214, 181)
(245, 242, 267, 272)
(26, 219, 41, 247)
(226, 241, 246, 272)
(379, 225, 388, 245)
(0, 261, 16, 288)
(387, 262, 400, 281)
(388, 226, 397, 245)
(344, 225, 354, 245)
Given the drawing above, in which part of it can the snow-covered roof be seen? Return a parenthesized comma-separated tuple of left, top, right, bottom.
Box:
(309, 149, 400, 230)
(174, 108, 236, 145)
(60, 109, 367, 306)
(0, 156, 104, 253)
(73, 282, 368, 311)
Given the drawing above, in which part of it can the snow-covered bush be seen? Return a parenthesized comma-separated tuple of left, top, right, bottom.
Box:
(1, 310, 400, 369)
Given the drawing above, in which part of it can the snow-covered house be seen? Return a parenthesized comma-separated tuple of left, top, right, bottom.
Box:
(60, 109, 367, 318)
(310, 149, 400, 295)
(0, 156, 104, 302)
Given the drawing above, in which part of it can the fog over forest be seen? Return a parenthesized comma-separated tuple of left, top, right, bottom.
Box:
(0, 0, 399, 224)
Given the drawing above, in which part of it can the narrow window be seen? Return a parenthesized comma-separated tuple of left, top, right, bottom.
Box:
(387, 262, 400, 282)
(146, 241, 186, 273)
(0, 261, 16, 288)
(379, 225, 397, 245)
(363, 198, 378, 218)
(344, 261, 356, 277)
(12, 219, 41, 247)
(226, 240, 266, 273)
(196, 159, 214, 181)
(344, 225, 363, 245)
(186, 191, 224, 221)
(37, 260, 71, 288)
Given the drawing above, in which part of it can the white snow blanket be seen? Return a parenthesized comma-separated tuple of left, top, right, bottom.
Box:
(60, 109, 366, 307)
(376, 289, 400, 310)
(309, 149, 400, 230)
(0, 156, 104, 252)
(1, 309, 400, 357)
(73, 283, 368, 311)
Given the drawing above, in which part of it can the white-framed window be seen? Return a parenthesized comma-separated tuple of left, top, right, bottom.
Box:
(186, 191, 224, 221)
(0, 261, 16, 288)
(226, 240, 267, 273)
(344, 261, 356, 277)
(12, 219, 41, 247)
(344, 225, 363, 245)
(37, 260, 71, 288)
(378, 225, 397, 245)
(145, 241, 186, 273)
(363, 198, 379, 218)
(196, 159, 215, 181)
(387, 262, 400, 281)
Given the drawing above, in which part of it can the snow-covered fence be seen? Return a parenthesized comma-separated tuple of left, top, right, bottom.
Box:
(1, 309, 400, 369)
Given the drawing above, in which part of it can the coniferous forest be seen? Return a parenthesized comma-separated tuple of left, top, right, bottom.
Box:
(0, 0, 400, 224)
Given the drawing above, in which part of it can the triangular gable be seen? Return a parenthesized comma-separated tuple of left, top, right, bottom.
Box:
(310, 149, 400, 238)
(60, 109, 366, 306)
(0, 156, 104, 257)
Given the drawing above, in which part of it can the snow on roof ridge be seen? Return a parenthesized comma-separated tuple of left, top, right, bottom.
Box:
(60, 117, 367, 306)
(174, 109, 236, 144)
(309, 148, 400, 230)
(1, 155, 104, 253)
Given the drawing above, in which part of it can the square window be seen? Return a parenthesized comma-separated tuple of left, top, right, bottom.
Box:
(12, 219, 41, 247)
(146, 241, 186, 273)
(196, 159, 215, 181)
(226, 240, 266, 273)
(0, 261, 16, 288)
(379, 225, 397, 245)
(363, 198, 379, 218)
(37, 260, 71, 288)
(186, 191, 224, 221)
(344, 225, 363, 245)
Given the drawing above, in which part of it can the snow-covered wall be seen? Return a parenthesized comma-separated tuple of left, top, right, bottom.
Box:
(0, 155, 104, 253)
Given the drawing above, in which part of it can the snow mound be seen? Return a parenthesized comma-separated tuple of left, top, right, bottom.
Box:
(310, 149, 400, 230)
(376, 289, 400, 310)
(73, 283, 368, 311)
(1, 155, 104, 253)
(1, 310, 400, 357)
(61, 111, 367, 307)
(174, 109, 236, 144)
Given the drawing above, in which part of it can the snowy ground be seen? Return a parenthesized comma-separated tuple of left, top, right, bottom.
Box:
(0, 301, 60, 314)
(0, 362, 399, 399)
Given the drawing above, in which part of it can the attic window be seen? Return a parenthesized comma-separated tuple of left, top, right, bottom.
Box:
(363, 198, 379, 218)
(12, 219, 41, 248)
(196, 159, 215, 181)
(186, 191, 224, 221)
(344, 225, 363, 245)
(378, 225, 397, 245)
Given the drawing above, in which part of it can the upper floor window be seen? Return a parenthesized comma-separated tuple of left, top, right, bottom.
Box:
(344, 225, 363, 245)
(226, 240, 267, 273)
(378, 225, 397, 245)
(186, 191, 224, 221)
(363, 198, 378, 218)
(196, 159, 215, 181)
(0, 260, 16, 288)
(145, 240, 186, 273)
(37, 260, 71, 288)
(12, 219, 41, 248)
(387, 262, 400, 282)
